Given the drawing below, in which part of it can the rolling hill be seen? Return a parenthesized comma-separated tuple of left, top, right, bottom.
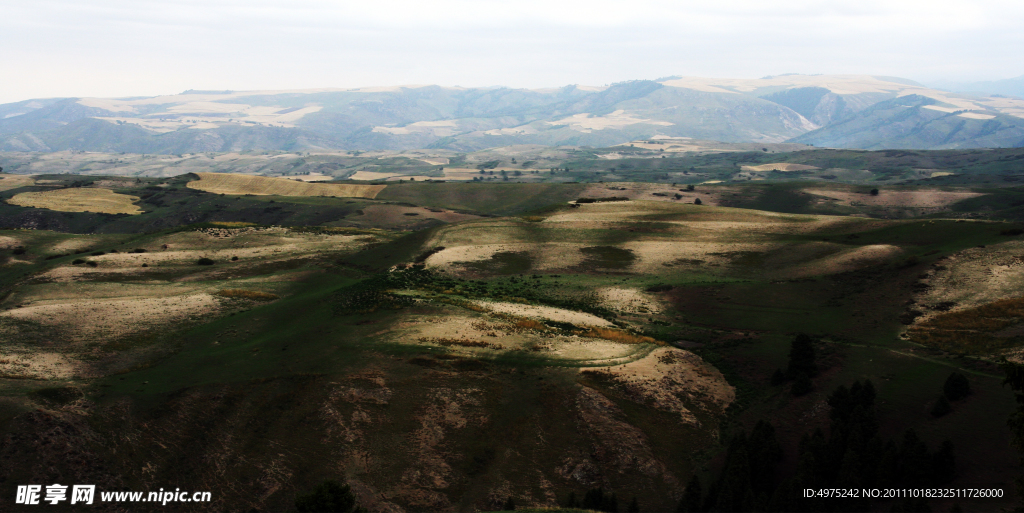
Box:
(2, 75, 1023, 153)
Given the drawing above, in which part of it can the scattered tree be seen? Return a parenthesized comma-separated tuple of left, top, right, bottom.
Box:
(694, 198, 702, 205)
(787, 333, 817, 378)
(295, 480, 358, 513)
(677, 475, 702, 512)
(770, 369, 786, 386)
(564, 491, 579, 509)
(931, 395, 952, 417)
(944, 372, 972, 401)
(1001, 359, 1024, 506)
(582, 487, 619, 512)
(627, 496, 639, 513)
(740, 380, 958, 511)
(870, 188, 879, 196)
(791, 373, 813, 396)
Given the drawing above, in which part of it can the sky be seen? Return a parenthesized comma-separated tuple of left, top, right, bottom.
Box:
(2, 0, 1023, 104)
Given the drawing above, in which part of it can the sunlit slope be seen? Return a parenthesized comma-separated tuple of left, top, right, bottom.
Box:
(423, 201, 904, 280)
(186, 172, 386, 198)
(7, 188, 143, 214)
(4, 197, 1024, 511)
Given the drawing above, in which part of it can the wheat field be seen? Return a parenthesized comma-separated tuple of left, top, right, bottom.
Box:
(7, 188, 143, 214)
(187, 172, 386, 198)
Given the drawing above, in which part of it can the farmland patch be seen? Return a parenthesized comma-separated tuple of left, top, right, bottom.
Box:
(7, 188, 143, 214)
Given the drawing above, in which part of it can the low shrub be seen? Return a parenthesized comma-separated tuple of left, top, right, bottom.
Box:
(216, 289, 279, 301)
(582, 327, 658, 345)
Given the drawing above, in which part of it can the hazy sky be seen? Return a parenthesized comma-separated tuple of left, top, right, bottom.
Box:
(2, 0, 1022, 103)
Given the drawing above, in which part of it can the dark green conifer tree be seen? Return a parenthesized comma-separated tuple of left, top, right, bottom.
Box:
(787, 333, 817, 378)
(677, 475, 702, 513)
(943, 373, 972, 401)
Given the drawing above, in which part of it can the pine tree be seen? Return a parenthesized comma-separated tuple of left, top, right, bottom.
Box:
(791, 372, 813, 396)
(565, 491, 579, 508)
(1003, 360, 1024, 508)
(899, 429, 933, 488)
(677, 475, 702, 512)
(583, 488, 603, 511)
(295, 480, 357, 513)
(627, 496, 639, 513)
(932, 440, 957, 485)
(787, 333, 817, 378)
(944, 373, 972, 401)
(931, 396, 952, 417)
(712, 433, 755, 512)
(770, 369, 786, 386)
(876, 439, 901, 488)
(748, 420, 783, 498)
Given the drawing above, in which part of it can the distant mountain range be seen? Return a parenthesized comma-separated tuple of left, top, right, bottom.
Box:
(929, 75, 1024, 99)
(2, 74, 1022, 153)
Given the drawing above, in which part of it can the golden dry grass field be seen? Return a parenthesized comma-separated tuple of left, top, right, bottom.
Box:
(804, 187, 984, 208)
(741, 163, 820, 172)
(186, 172, 387, 198)
(6, 187, 143, 214)
(0, 174, 35, 192)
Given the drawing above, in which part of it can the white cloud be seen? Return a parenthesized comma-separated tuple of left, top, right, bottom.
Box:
(1, 0, 1022, 103)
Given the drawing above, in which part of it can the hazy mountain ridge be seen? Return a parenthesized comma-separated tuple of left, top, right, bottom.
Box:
(2, 75, 1022, 153)
(930, 75, 1024, 99)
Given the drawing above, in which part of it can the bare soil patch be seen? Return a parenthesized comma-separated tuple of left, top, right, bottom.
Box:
(470, 300, 613, 327)
(598, 287, 663, 314)
(585, 348, 735, 425)
(0, 350, 82, 380)
(805, 188, 983, 208)
(912, 240, 1024, 323)
(741, 163, 820, 172)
